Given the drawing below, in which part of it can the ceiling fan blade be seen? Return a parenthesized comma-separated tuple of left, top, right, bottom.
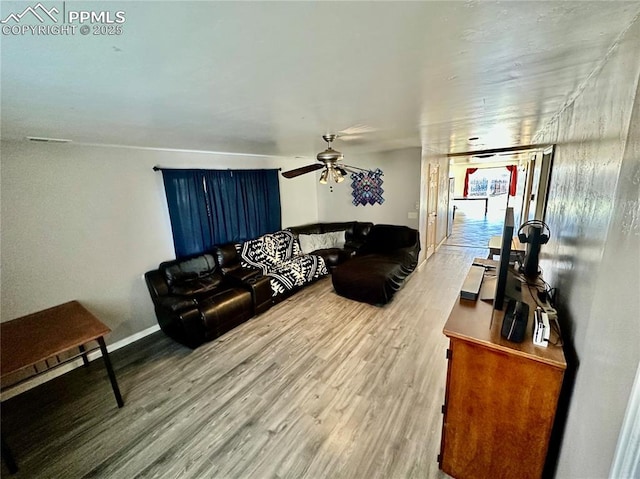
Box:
(281, 163, 324, 178)
(341, 164, 366, 173)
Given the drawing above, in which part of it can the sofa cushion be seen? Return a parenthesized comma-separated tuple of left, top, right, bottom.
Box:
(332, 254, 409, 305)
(160, 254, 218, 286)
(358, 224, 418, 255)
(312, 248, 353, 269)
(298, 231, 346, 254)
(238, 230, 300, 272)
(350, 221, 373, 241)
(266, 254, 328, 296)
(288, 222, 353, 236)
(215, 243, 241, 273)
(169, 274, 223, 297)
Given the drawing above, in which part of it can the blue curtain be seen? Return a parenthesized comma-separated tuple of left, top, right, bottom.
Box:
(161, 169, 281, 258)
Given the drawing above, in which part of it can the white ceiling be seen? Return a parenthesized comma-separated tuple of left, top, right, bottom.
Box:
(2, 1, 639, 159)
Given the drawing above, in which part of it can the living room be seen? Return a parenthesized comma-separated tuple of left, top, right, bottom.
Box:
(1, 2, 639, 478)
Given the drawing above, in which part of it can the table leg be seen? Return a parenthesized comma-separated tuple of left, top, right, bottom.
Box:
(78, 344, 90, 367)
(97, 337, 124, 408)
(1, 435, 18, 474)
(484, 198, 488, 216)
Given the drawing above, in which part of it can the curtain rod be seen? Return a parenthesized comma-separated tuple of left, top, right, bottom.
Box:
(153, 166, 281, 171)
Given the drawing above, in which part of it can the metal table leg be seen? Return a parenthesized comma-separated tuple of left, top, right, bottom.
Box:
(1, 435, 18, 474)
(97, 337, 124, 408)
(78, 344, 90, 367)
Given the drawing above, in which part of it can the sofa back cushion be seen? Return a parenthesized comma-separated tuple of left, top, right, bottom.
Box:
(358, 224, 419, 255)
(288, 222, 347, 235)
(287, 223, 325, 236)
(238, 230, 300, 271)
(298, 231, 346, 254)
(160, 254, 217, 285)
(215, 243, 241, 273)
(159, 253, 223, 296)
(287, 222, 373, 253)
(348, 222, 373, 246)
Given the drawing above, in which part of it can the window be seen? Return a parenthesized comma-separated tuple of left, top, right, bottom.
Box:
(160, 169, 281, 257)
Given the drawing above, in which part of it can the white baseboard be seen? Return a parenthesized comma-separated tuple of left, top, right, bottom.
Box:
(1, 324, 160, 401)
(102, 324, 161, 356)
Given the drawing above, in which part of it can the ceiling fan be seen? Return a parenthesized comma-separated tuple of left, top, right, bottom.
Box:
(282, 134, 370, 184)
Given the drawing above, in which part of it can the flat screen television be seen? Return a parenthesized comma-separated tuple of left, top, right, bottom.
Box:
(494, 207, 515, 311)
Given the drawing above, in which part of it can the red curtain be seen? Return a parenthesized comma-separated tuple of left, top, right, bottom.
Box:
(463, 168, 478, 197)
(505, 165, 518, 196)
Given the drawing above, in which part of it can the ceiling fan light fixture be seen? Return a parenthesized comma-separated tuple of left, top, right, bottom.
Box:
(332, 168, 345, 183)
(282, 134, 357, 183)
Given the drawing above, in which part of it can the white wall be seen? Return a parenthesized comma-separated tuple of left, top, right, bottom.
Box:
(534, 17, 640, 478)
(0, 141, 318, 344)
(316, 147, 421, 229)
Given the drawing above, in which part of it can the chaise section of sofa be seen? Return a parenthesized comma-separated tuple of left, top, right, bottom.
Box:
(331, 224, 420, 305)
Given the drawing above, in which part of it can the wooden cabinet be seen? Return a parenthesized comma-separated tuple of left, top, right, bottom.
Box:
(439, 276, 566, 479)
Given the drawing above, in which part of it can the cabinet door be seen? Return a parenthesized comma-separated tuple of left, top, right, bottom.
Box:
(440, 339, 564, 479)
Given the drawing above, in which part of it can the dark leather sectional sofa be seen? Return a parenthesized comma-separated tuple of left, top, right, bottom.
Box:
(145, 221, 420, 348)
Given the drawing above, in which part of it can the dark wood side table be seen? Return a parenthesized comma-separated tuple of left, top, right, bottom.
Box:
(0, 300, 124, 473)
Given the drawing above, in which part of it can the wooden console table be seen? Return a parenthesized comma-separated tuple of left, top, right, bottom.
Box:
(439, 271, 566, 479)
(1, 301, 124, 473)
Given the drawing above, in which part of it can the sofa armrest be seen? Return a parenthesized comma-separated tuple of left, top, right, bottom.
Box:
(225, 267, 262, 284)
(244, 275, 273, 314)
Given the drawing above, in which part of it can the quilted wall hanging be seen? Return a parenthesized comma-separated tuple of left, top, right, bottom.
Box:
(351, 168, 384, 206)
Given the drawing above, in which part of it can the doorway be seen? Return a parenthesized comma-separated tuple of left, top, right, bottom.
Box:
(522, 145, 555, 222)
(445, 164, 526, 248)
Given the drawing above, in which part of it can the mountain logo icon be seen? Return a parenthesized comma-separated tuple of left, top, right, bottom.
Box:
(1, 3, 59, 24)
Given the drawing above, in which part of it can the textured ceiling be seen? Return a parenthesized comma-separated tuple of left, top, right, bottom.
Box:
(1, 1, 639, 159)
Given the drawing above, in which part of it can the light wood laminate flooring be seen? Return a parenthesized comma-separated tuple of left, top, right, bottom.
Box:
(1, 245, 484, 478)
(446, 197, 508, 248)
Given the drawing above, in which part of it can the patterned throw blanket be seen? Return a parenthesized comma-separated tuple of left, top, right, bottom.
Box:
(237, 230, 328, 297)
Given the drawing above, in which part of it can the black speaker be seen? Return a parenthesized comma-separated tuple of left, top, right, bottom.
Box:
(501, 299, 529, 343)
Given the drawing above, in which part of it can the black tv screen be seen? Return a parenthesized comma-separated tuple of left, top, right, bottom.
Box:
(494, 207, 515, 311)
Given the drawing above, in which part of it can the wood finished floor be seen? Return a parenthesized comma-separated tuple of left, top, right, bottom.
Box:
(446, 197, 508, 248)
(1, 245, 484, 479)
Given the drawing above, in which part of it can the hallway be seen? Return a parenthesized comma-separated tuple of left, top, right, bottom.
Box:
(444, 195, 509, 249)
